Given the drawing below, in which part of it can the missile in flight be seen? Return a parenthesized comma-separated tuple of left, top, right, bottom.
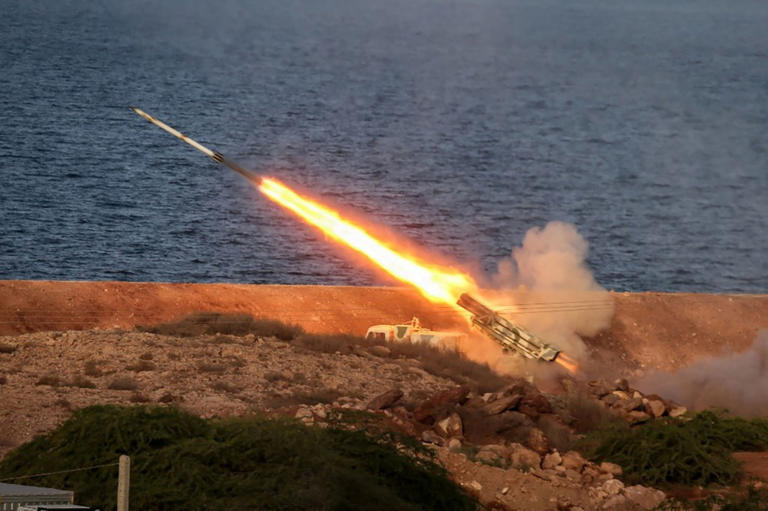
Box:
(131, 107, 258, 184)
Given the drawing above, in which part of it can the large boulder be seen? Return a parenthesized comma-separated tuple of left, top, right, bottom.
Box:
(644, 399, 666, 418)
(435, 412, 463, 438)
(526, 427, 549, 454)
(561, 451, 587, 472)
(366, 388, 403, 410)
(413, 386, 470, 423)
(624, 485, 666, 510)
(508, 443, 541, 470)
(541, 451, 562, 470)
(481, 394, 522, 415)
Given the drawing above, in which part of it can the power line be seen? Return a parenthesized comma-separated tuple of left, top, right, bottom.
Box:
(0, 462, 118, 483)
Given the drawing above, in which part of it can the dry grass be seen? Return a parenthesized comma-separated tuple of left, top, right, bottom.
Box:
(108, 376, 139, 391)
(138, 313, 304, 340)
(67, 375, 97, 389)
(129, 392, 151, 403)
(84, 360, 104, 377)
(36, 374, 61, 387)
(564, 391, 621, 433)
(125, 360, 156, 372)
(263, 388, 348, 409)
(295, 332, 508, 393)
(0, 343, 17, 354)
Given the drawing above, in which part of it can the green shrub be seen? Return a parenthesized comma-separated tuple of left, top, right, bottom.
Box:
(139, 313, 304, 340)
(578, 411, 768, 487)
(0, 405, 476, 511)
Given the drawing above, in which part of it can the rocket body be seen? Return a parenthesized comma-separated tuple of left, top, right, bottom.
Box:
(131, 107, 259, 184)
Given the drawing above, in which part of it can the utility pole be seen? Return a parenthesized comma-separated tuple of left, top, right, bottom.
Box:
(117, 455, 130, 511)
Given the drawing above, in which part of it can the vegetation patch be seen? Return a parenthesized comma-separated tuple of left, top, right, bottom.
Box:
(107, 376, 139, 391)
(578, 411, 768, 487)
(0, 405, 476, 511)
(139, 313, 304, 340)
(0, 343, 17, 354)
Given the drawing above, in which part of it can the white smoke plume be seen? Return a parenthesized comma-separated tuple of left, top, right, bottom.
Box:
(638, 331, 768, 417)
(487, 221, 614, 360)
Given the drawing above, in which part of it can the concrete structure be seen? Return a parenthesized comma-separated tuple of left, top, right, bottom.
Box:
(0, 483, 73, 511)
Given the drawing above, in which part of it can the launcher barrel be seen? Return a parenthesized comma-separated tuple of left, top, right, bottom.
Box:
(457, 293, 560, 362)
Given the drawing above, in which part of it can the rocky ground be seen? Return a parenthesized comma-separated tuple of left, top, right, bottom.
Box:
(1, 282, 767, 509)
(1, 329, 676, 511)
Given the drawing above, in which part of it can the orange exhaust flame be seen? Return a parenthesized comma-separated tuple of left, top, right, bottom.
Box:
(555, 352, 580, 374)
(258, 177, 477, 305)
(258, 177, 579, 375)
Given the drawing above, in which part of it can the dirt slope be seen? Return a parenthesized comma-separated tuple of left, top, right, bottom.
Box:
(1, 281, 766, 373)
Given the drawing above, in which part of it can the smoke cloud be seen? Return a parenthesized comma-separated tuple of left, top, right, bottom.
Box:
(487, 221, 614, 360)
(638, 331, 768, 417)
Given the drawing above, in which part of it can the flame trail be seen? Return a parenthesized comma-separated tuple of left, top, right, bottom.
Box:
(259, 177, 476, 305)
(130, 107, 579, 374)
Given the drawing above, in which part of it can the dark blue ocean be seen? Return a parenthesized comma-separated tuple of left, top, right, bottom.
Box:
(1, 0, 766, 292)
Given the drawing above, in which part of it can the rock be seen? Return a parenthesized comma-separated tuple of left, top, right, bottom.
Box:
(413, 386, 470, 423)
(295, 406, 313, 420)
(366, 388, 403, 410)
(601, 394, 620, 406)
(599, 461, 623, 476)
(611, 390, 630, 400)
(527, 427, 549, 454)
(565, 468, 582, 481)
(601, 494, 627, 510)
(616, 397, 644, 413)
(561, 451, 587, 472)
(447, 437, 462, 450)
(597, 472, 614, 482)
(368, 345, 391, 358)
(624, 485, 666, 510)
(632, 391, 644, 399)
(542, 451, 563, 470)
(469, 480, 482, 492)
(537, 413, 574, 447)
(669, 404, 688, 418)
(508, 442, 541, 469)
(588, 379, 612, 397)
(614, 378, 629, 391)
(523, 392, 553, 414)
(482, 394, 522, 415)
(435, 412, 463, 438)
(421, 429, 444, 445)
(626, 410, 651, 424)
(601, 478, 624, 496)
(645, 399, 666, 418)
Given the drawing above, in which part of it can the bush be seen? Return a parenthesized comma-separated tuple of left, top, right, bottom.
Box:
(84, 360, 104, 377)
(108, 377, 139, 391)
(578, 411, 768, 487)
(36, 374, 61, 387)
(126, 360, 156, 372)
(564, 391, 621, 433)
(67, 375, 96, 389)
(0, 343, 17, 354)
(139, 313, 304, 340)
(0, 405, 476, 511)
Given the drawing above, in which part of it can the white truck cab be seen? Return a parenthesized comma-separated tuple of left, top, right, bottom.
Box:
(365, 317, 464, 350)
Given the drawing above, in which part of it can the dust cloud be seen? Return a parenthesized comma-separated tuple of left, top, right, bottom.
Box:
(485, 221, 614, 361)
(638, 331, 768, 417)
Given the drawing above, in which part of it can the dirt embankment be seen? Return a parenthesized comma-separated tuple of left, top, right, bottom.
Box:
(1, 280, 766, 373)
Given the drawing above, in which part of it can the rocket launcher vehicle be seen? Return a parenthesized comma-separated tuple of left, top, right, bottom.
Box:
(457, 293, 561, 363)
